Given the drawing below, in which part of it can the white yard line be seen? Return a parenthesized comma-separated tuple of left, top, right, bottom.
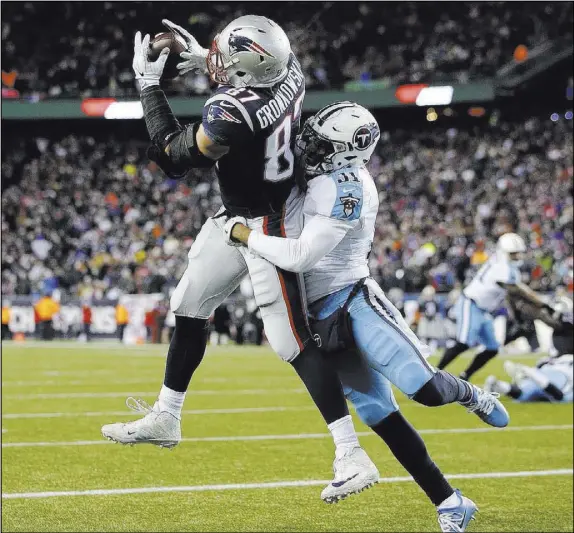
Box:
(2, 378, 165, 387)
(2, 424, 571, 449)
(2, 469, 571, 500)
(2, 376, 287, 387)
(2, 340, 541, 358)
(3, 388, 307, 400)
(1, 341, 268, 356)
(2, 406, 316, 420)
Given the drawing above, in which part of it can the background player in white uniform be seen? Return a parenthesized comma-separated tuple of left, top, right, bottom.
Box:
(437, 233, 553, 380)
(226, 102, 510, 531)
(102, 17, 378, 498)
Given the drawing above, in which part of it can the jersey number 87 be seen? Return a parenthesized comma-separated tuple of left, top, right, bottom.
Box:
(264, 92, 305, 183)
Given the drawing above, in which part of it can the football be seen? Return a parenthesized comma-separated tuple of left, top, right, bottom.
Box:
(148, 31, 187, 80)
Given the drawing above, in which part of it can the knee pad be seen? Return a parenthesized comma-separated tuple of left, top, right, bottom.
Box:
(411, 372, 454, 407)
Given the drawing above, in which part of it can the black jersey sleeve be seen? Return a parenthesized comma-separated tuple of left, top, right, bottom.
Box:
(202, 89, 254, 147)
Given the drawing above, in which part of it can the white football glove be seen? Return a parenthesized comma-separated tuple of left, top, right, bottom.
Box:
(132, 31, 169, 91)
(162, 19, 209, 75)
(223, 216, 248, 247)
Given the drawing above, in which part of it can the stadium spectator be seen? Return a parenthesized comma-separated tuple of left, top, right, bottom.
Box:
(81, 302, 92, 342)
(115, 303, 129, 342)
(33, 294, 59, 340)
(1, 114, 572, 299)
(1, 2, 572, 99)
(1, 301, 11, 340)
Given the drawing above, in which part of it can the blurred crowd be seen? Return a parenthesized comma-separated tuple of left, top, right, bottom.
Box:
(2, 2, 572, 98)
(369, 114, 573, 294)
(2, 113, 572, 301)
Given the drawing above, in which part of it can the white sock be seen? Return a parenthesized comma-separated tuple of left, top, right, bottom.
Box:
(328, 415, 359, 458)
(158, 385, 185, 419)
(438, 491, 461, 509)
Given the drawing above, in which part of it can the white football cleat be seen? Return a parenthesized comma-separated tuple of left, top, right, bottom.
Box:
(483, 375, 510, 395)
(101, 397, 181, 449)
(321, 446, 379, 504)
(503, 360, 528, 383)
(437, 489, 478, 532)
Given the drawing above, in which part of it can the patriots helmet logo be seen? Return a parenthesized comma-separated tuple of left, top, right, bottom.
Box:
(340, 194, 360, 218)
(207, 104, 241, 124)
(228, 33, 275, 58)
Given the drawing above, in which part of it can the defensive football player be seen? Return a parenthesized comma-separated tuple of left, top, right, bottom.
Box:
(225, 102, 510, 530)
(485, 354, 573, 403)
(437, 233, 554, 380)
(486, 289, 573, 401)
(102, 17, 378, 500)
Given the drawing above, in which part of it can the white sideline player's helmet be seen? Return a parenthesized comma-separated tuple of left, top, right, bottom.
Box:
(207, 15, 291, 88)
(497, 232, 526, 267)
(295, 101, 380, 178)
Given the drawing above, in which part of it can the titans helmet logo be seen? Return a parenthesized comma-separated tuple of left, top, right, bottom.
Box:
(228, 33, 275, 58)
(340, 194, 360, 218)
(353, 126, 374, 150)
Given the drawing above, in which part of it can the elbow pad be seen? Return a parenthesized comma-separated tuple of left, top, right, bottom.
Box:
(166, 122, 215, 170)
(147, 122, 215, 178)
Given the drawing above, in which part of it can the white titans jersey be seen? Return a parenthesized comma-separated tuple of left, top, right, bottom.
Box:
(288, 164, 379, 304)
(463, 256, 520, 313)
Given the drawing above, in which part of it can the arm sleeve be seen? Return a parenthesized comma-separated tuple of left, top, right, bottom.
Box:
(247, 215, 351, 273)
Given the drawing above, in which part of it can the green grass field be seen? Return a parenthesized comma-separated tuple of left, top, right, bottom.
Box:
(2, 341, 573, 532)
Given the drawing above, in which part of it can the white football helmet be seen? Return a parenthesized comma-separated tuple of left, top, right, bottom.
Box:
(497, 232, 527, 267)
(295, 101, 380, 178)
(207, 15, 291, 88)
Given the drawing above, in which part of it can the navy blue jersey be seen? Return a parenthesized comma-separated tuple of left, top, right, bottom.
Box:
(202, 55, 305, 217)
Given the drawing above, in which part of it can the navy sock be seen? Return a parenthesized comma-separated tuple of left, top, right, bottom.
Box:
(163, 316, 209, 392)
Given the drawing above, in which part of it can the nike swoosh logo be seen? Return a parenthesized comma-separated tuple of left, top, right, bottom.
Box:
(460, 507, 468, 526)
(331, 473, 359, 488)
(127, 430, 136, 436)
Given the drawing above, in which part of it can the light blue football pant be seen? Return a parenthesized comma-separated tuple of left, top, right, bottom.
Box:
(514, 367, 573, 403)
(309, 278, 436, 427)
(454, 294, 499, 350)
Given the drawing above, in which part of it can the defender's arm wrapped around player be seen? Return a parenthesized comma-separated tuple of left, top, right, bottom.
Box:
(225, 175, 362, 272)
